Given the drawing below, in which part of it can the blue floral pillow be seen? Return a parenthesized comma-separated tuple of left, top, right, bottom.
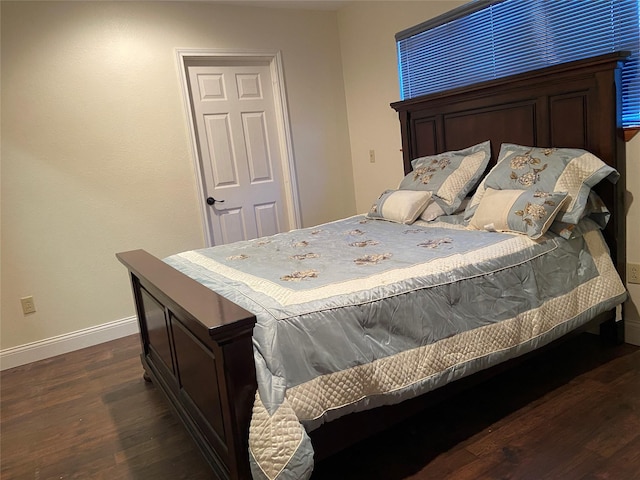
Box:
(468, 188, 569, 239)
(398, 141, 491, 215)
(483, 144, 619, 224)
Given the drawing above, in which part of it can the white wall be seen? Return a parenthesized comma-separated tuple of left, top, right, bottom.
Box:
(0, 1, 355, 352)
(337, 1, 640, 344)
(338, 1, 466, 214)
(625, 137, 640, 344)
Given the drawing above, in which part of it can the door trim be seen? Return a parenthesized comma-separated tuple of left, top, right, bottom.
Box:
(176, 48, 301, 246)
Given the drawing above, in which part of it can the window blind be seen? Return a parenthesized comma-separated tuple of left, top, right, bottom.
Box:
(397, 0, 640, 129)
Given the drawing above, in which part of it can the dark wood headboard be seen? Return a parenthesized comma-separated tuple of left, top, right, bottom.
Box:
(391, 52, 628, 284)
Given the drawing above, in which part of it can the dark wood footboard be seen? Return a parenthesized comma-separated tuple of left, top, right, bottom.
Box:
(117, 250, 257, 480)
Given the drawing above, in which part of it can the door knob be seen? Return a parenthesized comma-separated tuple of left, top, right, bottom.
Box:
(206, 197, 225, 205)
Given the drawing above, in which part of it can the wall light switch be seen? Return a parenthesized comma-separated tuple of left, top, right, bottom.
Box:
(369, 149, 376, 163)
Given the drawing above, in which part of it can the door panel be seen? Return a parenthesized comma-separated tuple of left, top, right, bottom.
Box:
(204, 114, 239, 187)
(236, 73, 263, 99)
(242, 112, 274, 183)
(220, 208, 246, 244)
(255, 203, 279, 238)
(198, 74, 226, 101)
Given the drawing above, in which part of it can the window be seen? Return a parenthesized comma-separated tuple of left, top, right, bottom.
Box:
(397, 0, 640, 129)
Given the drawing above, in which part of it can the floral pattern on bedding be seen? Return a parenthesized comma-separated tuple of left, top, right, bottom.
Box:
(508, 148, 550, 187)
(515, 190, 561, 226)
(412, 155, 452, 185)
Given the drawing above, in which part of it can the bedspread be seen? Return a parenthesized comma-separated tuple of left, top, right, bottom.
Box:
(164, 215, 626, 480)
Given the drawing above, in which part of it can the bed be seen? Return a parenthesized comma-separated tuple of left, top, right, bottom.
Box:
(116, 52, 629, 480)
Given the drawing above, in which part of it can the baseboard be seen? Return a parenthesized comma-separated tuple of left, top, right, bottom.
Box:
(0, 316, 139, 371)
(626, 320, 640, 346)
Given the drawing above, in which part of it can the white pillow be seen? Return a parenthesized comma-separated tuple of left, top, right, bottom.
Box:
(366, 189, 432, 224)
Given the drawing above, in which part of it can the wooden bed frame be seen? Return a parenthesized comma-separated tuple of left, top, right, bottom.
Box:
(117, 52, 628, 480)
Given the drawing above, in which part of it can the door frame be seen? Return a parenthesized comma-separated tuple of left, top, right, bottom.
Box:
(176, 48, 301, 246)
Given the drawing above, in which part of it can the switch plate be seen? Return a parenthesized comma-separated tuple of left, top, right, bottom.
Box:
(369, 149, 376, 163)
(21, 296, 36, 315)
(629, 263, 640, 284)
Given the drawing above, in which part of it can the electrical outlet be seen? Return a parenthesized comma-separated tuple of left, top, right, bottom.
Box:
(21, 296, 36, 315)
(629, 263, 640, 284)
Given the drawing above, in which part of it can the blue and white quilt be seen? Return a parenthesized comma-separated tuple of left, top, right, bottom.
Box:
(164, 215, 626, 480)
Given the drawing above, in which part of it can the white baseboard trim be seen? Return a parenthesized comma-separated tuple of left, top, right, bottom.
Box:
(626, 320, 640, 346)
(0, 316, 139, 371)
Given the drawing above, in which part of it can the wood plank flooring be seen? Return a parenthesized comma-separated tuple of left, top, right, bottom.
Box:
(1, 333, 638, 480)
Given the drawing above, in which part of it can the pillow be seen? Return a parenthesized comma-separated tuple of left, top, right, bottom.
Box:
(419, 196, 470, 222)
(398, 141, 491, 215)
(549, 217, 602, 240)
(581, 190, 611, 230)
(463, 144, 512, 222)
(483, 144, 619, 224)
(549, 191, 611, 239)
(468, 188, 569, 239)
(366, 189, 432, 224)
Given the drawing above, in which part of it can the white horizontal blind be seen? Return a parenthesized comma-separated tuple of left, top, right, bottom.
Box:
(397, 0, 640, 128)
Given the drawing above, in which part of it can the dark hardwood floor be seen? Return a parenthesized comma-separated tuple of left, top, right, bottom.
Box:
(1, 333, 638, 480)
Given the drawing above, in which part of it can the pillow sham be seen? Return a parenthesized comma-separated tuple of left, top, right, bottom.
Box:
(419, 196, 471, 222)
(366, 189, 432, 224)
(463, 144, 513, 222)
(483, 144, 619, 224)
(549, 217, 602, 240)
(398, 141, 491, 215)
(581, 190, 611, 230)
(468, 188, 569, 239)
(549, 191, 611, 239)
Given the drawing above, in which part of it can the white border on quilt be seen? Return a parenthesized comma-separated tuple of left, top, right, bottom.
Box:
(176, 232, 554, 307)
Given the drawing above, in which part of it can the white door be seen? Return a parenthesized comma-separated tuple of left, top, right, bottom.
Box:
(186, 60, 292, 245)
